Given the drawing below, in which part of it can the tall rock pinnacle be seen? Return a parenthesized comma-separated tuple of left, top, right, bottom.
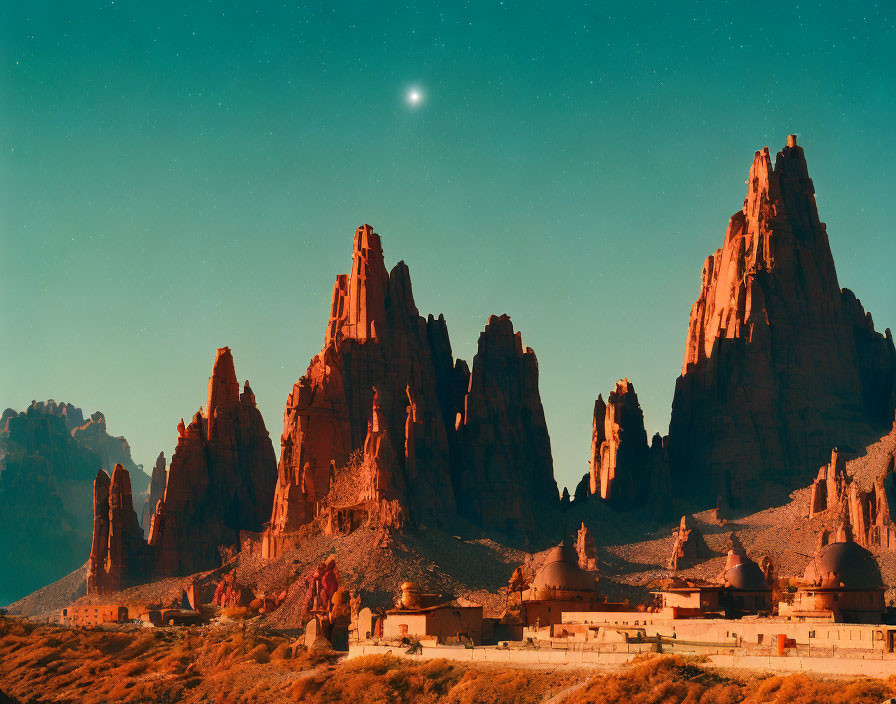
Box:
(87, 464, 147, 594)
(669, 136, 896, 507)
(264, 226, 561, 554)
(589, 379, 649, 507)
(140, 451, 166, 536)
(266, 225, 458, 555)
(148, 347, 277, 575)
(453, 314, 558, 533)
(325, 224, 389, 345)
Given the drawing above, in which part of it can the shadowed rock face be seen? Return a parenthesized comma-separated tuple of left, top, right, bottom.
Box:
(669, 137, 896, 507)
(453, 314, 558, 533)
(584, 380, 672, 517)
(148, 348, 277, 575)
(140, 452, 166, 537)
(266, 225, 559, 544)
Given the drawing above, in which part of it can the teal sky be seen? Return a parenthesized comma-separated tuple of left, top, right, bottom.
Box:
(2, 2, 894, 492)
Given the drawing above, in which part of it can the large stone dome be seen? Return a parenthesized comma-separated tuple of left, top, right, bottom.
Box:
(723, 559, 769, 591)
(530, 542, 598, 593)
(803, 540, 884, 590)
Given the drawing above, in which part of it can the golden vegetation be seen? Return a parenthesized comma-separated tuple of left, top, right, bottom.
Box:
(1, 618, 895, 704)
(563, 655, 896, 704)
(290, 654, 575, 704)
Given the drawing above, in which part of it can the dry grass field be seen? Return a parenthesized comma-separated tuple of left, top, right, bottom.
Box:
(1, 618, 895, 703)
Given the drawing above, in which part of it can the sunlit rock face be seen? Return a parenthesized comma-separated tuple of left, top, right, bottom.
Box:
(669, 136, 896, 507)
(148, 347, 277, 575)
(265, 225, 559, 548)
(588, 378, 649, 507)
(267, 225, 457, 544)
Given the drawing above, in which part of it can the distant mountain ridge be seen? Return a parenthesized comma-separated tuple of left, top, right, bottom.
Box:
(0, 400, 150, 605)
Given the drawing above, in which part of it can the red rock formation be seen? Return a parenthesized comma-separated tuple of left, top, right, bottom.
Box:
(668, 515, 702, 571)
(87, 464, 146, 594)
(212, 570, 251, 608)
(576, 522, 597, 571)
(587, 396, 606, 496)
(267, 225, 460, 549)
(0, 401, 147, 604)
(302, 558, 340, 622)
(808, 449, 848, 516)
(585, 381, 671, 515)
(589, 379, 649, 506)
(265, 226, 562, 548)
(87, 470, 111, 595)
(361, 388, 407, 505)
(808, 439, 896, 551)
(453, 314, 558, 533)
(670, 136, 896, 507)
(141, 452, 166, 536)
(148, 348, 277, 575)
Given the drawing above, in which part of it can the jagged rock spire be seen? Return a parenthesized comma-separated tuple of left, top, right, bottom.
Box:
(149, 348, 277, 575)
(589, 379, 648, 505)
(670, 136, 896, 507)
(88, 464, 146, 594)
(453, 314, 557, 533)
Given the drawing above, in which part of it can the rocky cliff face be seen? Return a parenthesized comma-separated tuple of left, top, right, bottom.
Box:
(841, 290, 896, 424)
(0, 401, 144, 605)
(268, 226, 457, 542)
(584, 380, 671, 516)
(453, 314, 558, 533)
(148, 348, 277, 575)
(266, 226, 559, 549)
(87, 464, 148, 594)
(141, 452, 166, 537)
(669, 136, 896, 507)
(588, 379, 649, 507)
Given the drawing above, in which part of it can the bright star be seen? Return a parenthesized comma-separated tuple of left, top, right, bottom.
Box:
(405, 87, 424, 107)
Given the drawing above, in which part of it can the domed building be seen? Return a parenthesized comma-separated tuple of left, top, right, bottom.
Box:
(718, 552, 773, 615)
(655, 549, 772, 619)
(520, 541, 602, 627)
(785, 539, 886, 623)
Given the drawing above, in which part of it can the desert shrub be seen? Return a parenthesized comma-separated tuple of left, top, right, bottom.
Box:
(445, 666, 575, 704)
(740, 673, 892, 704)
(563, 655, 744, 704)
